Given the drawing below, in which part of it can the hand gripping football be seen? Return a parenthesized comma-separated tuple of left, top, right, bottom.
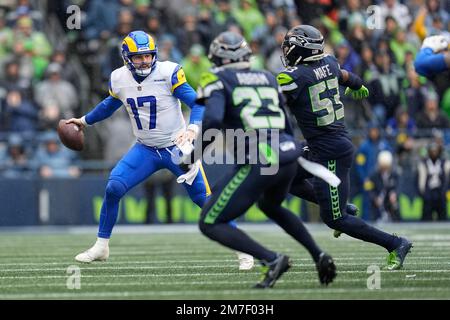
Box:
(57, 119, 84, 151)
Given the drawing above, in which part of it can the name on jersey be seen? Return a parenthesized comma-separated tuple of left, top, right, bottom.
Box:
(313, 64, 332, 80)
(236, 73, 269, 86)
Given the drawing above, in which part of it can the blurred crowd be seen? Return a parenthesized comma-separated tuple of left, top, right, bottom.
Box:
(0, 0, 449, 220)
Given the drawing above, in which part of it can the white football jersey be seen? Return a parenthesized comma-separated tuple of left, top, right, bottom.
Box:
(109, 61, 187, 148)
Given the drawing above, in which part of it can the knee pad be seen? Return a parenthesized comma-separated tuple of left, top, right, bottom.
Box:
(105, 179, 128, 199)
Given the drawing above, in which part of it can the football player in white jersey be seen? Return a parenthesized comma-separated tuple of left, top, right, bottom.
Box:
(67, 31, 254, 269)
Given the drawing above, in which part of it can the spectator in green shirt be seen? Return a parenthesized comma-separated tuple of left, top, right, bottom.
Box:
(181, 44, 212, 90)
(390, 29, 417, 66)
(232, 0, 265, 41)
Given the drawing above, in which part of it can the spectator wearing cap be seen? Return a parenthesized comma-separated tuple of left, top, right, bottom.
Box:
(365, 150, 401, 222)
(5, 0, 43, 29)
(417, 142, 450, 221)
(31, 131, 80, 179)
(14, 16, 52, 77)
(181, 45, 212, 90)
(158, 35, 183, 64)
(50, 48, 80, 93)
(335, 39, 361, 74)
(34, 63, 78, 120)
(416, 91, 450, 132)
(4, 89, 38, 133)
(1, 134, 31, 178)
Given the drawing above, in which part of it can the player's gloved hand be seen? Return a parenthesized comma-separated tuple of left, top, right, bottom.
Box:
(66, 117, 86, 130)
(344, 85, 369, 100)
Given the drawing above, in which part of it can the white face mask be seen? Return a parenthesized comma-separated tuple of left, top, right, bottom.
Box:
(134, 66, 152, 76)
(132, 55, 155, 76)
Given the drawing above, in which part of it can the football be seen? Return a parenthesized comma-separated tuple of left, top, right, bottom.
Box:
(57, 119, 84, 151)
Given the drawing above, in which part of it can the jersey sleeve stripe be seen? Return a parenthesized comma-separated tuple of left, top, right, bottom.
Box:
(108, 89, 120, 99)
(171, 66, 187, 92)
(280, 82, 298, 92)
(199, 81, 224, 98)
(108, 79, 120, 99)
(199, 72, 219, 88)
(276, 73, 294, 86)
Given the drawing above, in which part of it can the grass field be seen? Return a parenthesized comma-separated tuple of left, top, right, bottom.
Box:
(0, 223, 449, 300)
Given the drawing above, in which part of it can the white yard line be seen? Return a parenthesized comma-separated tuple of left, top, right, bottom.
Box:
(2, 277, 450, 289)
(1, 260, 449, 273)
(2, 269, 450, 280)
(0, 287, 449, 299)
(0, 256, 448, 267)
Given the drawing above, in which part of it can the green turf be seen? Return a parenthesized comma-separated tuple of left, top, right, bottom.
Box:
(0, 224, 450, 299)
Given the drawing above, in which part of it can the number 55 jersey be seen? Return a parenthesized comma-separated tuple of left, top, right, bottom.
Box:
(109, 60, 187, 148)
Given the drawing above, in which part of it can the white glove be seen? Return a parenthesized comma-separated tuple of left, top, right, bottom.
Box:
(176, 160, 201, 185)
(422, 35, 448, 53)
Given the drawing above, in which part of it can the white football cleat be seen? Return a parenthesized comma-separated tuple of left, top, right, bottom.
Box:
(236, 252, 254, 270)
(75, 244, 109, 263)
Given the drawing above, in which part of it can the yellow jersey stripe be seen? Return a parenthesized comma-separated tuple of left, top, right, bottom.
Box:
(199, 164, 212, 196)
(109, 89, 120, 99)
(171, 69, 187, 92)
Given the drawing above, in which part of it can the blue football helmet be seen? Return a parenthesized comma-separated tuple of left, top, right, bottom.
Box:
(121, 31, 158, 77)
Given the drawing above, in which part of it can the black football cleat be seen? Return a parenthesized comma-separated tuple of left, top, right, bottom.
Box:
(387, 236, 413, 270)
(316, 252, 336, 285)
(254, 254, 292, 289)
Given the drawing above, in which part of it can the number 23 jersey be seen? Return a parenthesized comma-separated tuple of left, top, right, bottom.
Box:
(109, 61, 187, 148)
